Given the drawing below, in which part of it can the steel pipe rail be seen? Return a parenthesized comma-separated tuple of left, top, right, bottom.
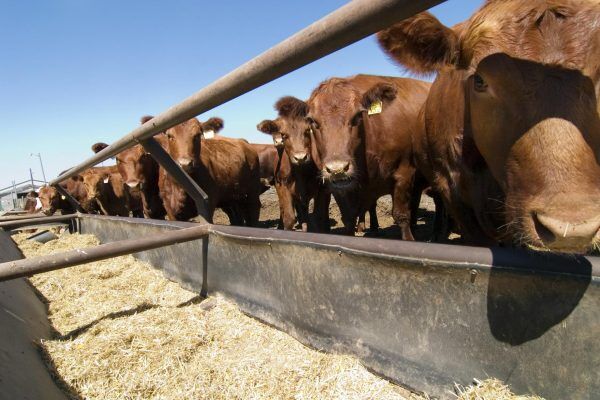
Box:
(0, 224, 210, 282)
(50, 0, 445, 185)
(0, 214, 77, 230)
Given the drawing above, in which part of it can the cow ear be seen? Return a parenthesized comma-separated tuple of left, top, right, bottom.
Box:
(361, 83, 398, 113)
(91, 142, 109, 153)
(202, 117, 224, 134)
(257, 120, 279, 135)
(275, 96, 308, 118)
(377, 12, 459, 74)
(140, 115, 154, 124)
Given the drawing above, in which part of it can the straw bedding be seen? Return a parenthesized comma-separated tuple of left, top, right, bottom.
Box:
(13, 232, 542, 400)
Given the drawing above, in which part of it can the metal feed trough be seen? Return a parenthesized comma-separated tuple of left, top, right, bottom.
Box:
(0, 1, 598, 399)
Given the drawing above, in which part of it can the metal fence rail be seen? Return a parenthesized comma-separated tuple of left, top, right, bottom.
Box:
(50, 0, 445, 186)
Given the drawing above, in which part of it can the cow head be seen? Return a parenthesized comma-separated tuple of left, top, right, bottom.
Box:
(201, 117, 224, 139)
(165, 117, 222, 172)
(116, 145, 153, 189)
(82, 170, 110, 200)
(307, 78, 396, 190)
(377, 1, 600, 253)
(38, 185, 61, 215)
(258, 96, 313, 166)
(257, 120, 284, 151)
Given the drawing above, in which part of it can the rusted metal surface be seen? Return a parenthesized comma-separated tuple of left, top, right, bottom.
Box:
(0, 214, 77, 230)
(78, 214, 600, 400)
(50, 0, 446, 185)
(0, 223, 209, 282)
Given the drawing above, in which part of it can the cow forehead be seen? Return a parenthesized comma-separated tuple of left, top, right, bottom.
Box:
(461, 0, 600, 72)
(309, 79, 362, 118)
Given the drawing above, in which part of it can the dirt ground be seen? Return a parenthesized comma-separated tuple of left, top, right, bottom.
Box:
(212, 187, 444, 241)
(12, 232, 542, 400)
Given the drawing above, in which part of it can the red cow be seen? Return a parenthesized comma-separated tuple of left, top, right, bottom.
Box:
(159, 117, 262, 225)
(258, 96, 331, 232)
(377, 1, 600, 253)
(306, 75, 430, 239)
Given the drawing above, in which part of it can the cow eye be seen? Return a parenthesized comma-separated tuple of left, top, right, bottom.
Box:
(473, 74, 488, 92)
(307, 117, 319, 129)
(281, 133, 289, 140)
(304, 128, 312, 136)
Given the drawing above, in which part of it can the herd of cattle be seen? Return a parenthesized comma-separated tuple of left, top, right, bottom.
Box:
(26, 1, 600, 255)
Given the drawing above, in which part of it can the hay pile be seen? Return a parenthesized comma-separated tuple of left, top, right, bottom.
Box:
(13, 232, 542, 400)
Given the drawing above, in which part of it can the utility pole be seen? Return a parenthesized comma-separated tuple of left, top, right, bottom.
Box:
(12, 180, 17, 209)
(29, 168, 34, 189)
(30, 153, 47, 183)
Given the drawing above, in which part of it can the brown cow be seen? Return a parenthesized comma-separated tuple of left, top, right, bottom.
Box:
(377, 1, 600, 253)
(81, 166, 133, 217)
(306, 74, 430, 239)
(250, 143, 278, 194)
(90, 142, 144, 217)
(23, 191, 39, 214)
(159, 117, 262, 225)
(38, 185, 73, 215)
(38, 172, 99, 215)
(257, 97, 331, 232)
(109, 116, 168, 219)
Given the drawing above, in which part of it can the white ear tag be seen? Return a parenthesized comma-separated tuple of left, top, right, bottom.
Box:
(61, 195, 66, 200)
(203, 130, 215, 139)
(103, 177, 109, 184)
(368, 100, 383, 115)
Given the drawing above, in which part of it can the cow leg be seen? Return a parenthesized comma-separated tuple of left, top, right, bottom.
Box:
(432, 190, 450, 242)
(369, 204, 379, 231)
(222, 205, 242, 225)
(357, 211, 367, 233)
(333, 192, 357, 235)
(392, 164, 416, 241)
(244, 194, 261, 227)
(295, 199, 310, 232)
(313, 188, 331, 233)
(276, 184, 296, 230)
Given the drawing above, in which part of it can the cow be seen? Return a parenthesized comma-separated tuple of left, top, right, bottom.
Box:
(38, 185, 76, 216)
(257, 96, 331, 232)
(377, 1, 600, 253)
(38, 172, 100, 216)
(109, 116, 168, 219)
(159, 117, 262, 225)
(23, 191, 39, 214)
(305, 74, 430, 239)
(81, 166, 135, 217)
(250, 143, 278, 193)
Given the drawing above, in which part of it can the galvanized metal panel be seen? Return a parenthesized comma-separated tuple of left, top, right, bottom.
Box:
(0, 231, 68, 400)
(78, 215, 600, 400)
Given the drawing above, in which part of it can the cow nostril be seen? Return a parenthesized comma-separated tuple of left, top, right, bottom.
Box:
(532, 213, 556, 244)
(533, 212, 600, 250)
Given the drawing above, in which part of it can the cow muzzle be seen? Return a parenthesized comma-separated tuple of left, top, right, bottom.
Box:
(177, 158, 194, 171)
(292, 152, 310, 165)
(531, 212, 600, 253)
(323, 161, 354, 188)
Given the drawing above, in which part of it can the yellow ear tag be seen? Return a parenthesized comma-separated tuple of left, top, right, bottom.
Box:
(368, 100, 383, 115)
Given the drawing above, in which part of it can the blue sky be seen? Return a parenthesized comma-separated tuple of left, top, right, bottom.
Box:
(0, 0, 482, 187)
